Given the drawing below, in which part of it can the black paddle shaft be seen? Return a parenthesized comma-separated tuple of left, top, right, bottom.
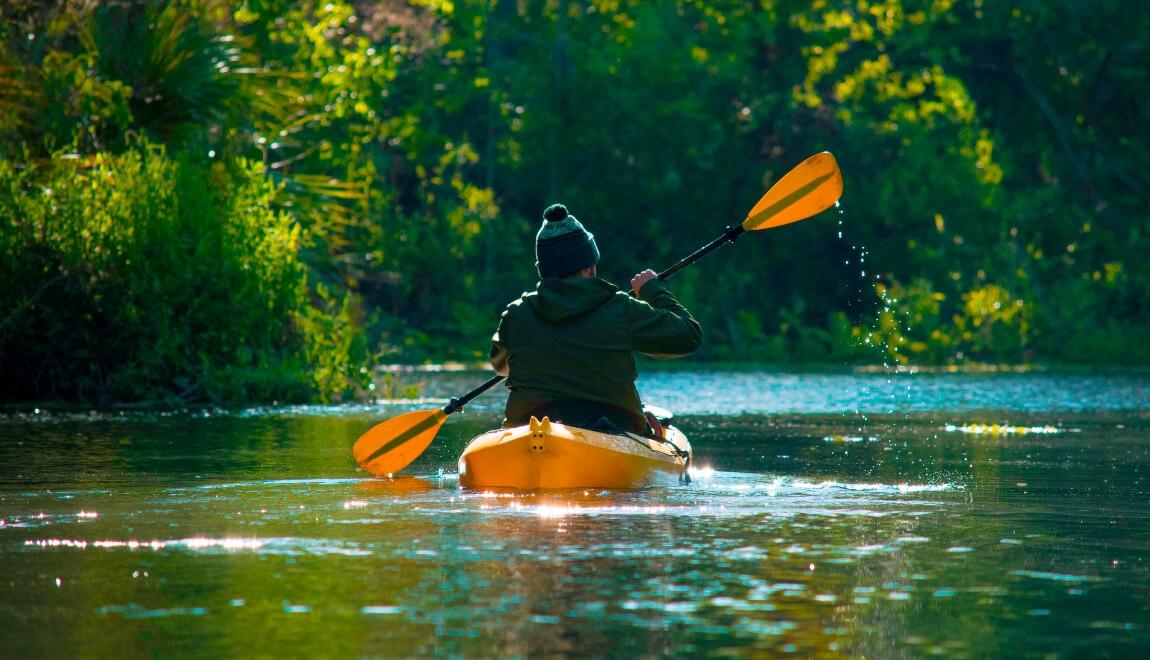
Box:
(657, 225, 746, 282)
(444, 373, 505, 415)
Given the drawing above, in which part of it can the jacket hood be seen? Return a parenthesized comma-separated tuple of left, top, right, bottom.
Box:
(527, 277, 618, 323)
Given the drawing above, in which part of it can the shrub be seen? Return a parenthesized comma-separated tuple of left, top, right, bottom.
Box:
(0, 142, 366, 404)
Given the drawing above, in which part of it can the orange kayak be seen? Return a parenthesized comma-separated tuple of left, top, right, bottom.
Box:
(457, 416, 691, 490)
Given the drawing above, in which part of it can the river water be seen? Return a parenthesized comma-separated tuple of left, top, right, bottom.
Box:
(2, 370, 1148, 657)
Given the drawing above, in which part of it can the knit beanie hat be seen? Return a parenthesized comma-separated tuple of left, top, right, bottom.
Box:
(535, 203, 600, 278)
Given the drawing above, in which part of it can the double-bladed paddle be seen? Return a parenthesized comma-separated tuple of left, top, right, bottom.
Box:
(353, 152, 843, 476)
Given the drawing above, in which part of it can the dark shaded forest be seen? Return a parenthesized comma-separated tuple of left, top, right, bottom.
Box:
(1, 0, 1147, 404)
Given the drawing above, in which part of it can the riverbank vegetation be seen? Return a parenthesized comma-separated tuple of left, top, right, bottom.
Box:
(1, 0, 1146, 404)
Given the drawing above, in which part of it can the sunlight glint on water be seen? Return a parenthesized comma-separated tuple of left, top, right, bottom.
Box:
(1, 374, 1148, 656)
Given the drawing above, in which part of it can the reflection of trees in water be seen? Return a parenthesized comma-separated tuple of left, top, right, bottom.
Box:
(383, 489, 942, 655)
(840, 433, 1011, 657)
(413, 492, 682, 656)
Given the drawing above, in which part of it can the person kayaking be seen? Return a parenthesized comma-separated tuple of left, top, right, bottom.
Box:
(490, 203, 702, 435)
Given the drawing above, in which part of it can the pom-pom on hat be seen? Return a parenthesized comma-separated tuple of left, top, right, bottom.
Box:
(535, 203, 600, 278)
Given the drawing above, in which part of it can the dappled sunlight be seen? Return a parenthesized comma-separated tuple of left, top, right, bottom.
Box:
(943, 423, 1062, 435)
(24, 537, 265, 552)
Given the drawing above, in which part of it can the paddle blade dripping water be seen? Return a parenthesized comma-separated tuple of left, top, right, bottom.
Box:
(743, 152, 843, 231)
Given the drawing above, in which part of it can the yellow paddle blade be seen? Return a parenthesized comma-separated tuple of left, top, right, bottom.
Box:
(352, 408, 448, 476)
(743, 152, 843, 231)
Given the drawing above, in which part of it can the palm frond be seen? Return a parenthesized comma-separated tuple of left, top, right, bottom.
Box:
(0, 63, 41, 135)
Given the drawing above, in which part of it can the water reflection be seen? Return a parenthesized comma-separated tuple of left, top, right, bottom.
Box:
(4, 472, 977, 655)
(1, 375, 1148, 656)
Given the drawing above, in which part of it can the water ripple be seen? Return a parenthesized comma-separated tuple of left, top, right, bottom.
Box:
(22, 536, 371, 556)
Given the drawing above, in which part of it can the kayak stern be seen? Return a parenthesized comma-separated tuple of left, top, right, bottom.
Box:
(458, 416, 690, 490)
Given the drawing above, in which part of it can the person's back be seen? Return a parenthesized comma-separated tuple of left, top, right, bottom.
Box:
(491, 204, 702, 434)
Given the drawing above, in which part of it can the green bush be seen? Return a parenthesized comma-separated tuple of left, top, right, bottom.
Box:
(0, 142, 366, 404)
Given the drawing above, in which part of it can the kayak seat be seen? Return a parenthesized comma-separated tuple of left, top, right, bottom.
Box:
(644, 412, 665, 439)
(643, 405, 674, 425)
(642, 405, 674, 439)
(587, 416, 626, 434)
(521, 399, 647, 435)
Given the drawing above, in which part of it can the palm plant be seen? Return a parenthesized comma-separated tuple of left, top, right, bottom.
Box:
(81, 0, 371, 257)
(0, 58, 33, 146)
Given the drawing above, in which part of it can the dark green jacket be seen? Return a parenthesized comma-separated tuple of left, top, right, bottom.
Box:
(490, 277, 702, 431)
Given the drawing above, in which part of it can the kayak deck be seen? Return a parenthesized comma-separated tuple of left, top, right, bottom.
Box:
(458, 416, 691, 490)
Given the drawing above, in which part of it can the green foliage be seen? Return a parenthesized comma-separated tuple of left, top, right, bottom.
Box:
(295, 281, 373, 401)
(1, 0, 1148, 406)
(0, 143, 365, 404)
